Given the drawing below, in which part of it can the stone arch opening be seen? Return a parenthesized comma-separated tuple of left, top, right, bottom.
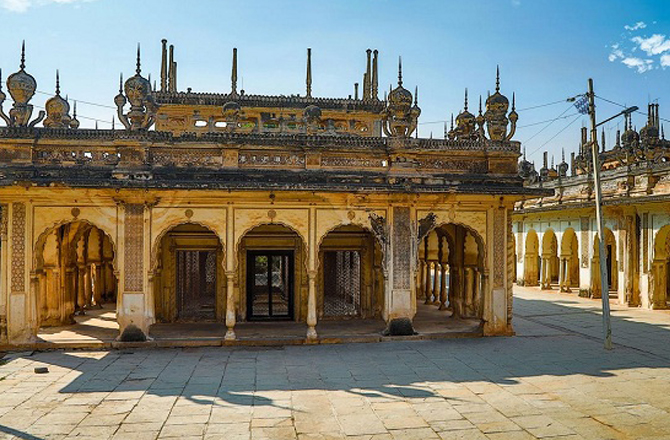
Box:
(540, 229, 559, 289)
(524, 229, 540, 286)
(153, 223, 225, 323)
(650, 225, 670, 309)
(417, 223, 485, 320)
(238, 223, 307, 322)
(34, 220, 119, 340)
(559, 228, 580, 292)
(317, 224, 384, 319)
(591, 228, 618, 298)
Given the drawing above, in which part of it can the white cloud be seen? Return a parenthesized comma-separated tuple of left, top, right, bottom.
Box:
(631, 34, 670, 56)
(0, 0, 92, 12)
(661, 54, 670, 67)
(608, 48, 624, 62)
(624, 21, 647, 31)
(621, 57, 654, 73)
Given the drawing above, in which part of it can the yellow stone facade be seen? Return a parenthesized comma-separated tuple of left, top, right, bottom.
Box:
(0, 40, 536, 346)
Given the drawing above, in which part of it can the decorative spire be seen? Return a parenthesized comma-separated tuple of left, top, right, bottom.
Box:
(464, 88, 468, 111)
(495, 65, 500, 92)
(73, 100, 77, 118)
(55, 70, 60, 95)
(160, 39, 168, 92)
(444, 121, 448, 138)
(136, 43, 141, 75)
(354, 83, 359, 100)
(414, 86, 418, 106)
(232, 47, 238, 95)
(372, 49, 378, 99)
(450, 113, 454, 130)
(512, 92, 516, 110)
(663, 124, 666, 140)
(478, 95, 483, 115)
(168, 44, 175, 92)
(601, 127, 606, 152)
(398, 56, 403, 86)
(306, 48, 312, 98)
(20, 40, 25, 70)
(364, 49, 371, 99)
(561, 148, 565, 162)
(523, 146, 527, 160)
(119, 73, 123, 93)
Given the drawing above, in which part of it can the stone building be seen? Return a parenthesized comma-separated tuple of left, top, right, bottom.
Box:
(0, 41, 536, 346)
(513, 104, 670, 309)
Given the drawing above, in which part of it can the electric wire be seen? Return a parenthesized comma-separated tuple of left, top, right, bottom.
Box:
(35, 90, 117, 110)
(531, 114, 582, 157)
(596, 94, 670, 124)
(521, 103, 576, 145)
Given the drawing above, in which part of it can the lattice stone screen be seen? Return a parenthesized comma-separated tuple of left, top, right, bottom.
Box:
(323, 250, 362, 317)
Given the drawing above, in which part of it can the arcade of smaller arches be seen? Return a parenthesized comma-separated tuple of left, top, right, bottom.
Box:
(559, 228, 580, 292)
(523, 229, 540, 286)
(591, 229, 618, 299)
(34, 221, 117, 329)
(416, 223, 485, 320)
(540, 229, 559, 289)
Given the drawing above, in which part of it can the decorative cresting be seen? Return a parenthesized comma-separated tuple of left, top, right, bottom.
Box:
(380, 57, 421, 138)
(484, 66, 517, 141)
(0, 42, 45, 127)
(43, 71, 80, 129)
(115, 45, 159, 131)
(303, 104, 322, 134)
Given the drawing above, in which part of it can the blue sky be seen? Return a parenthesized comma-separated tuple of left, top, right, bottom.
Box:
(0, 0, 669, 166)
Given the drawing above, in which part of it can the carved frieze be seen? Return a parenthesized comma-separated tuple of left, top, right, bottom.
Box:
(151, 148, 221, 167)
(392, 207, 411, 289)
(416, 158, 488, 173)
(11, 203, 26, 293)
(321, 156, 386, 168)
(124, 204, 144, 292)
(239, 151, 305, 168)
(34, 148, 120, 165)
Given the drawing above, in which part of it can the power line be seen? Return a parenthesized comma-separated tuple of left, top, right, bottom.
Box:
(32, 103, 112, 125)
(517, 113, 579, 129)
(527, 114, 582, 159)
(596, 94, 670, 124)
(517, 99, 567, 112)
(521, 103, 576, 145)
(35, 90, 117, 110)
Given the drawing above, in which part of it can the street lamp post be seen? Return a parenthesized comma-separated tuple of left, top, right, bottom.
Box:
(587, 78, 638, 350)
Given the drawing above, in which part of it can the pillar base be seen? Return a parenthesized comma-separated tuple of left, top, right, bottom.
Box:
(118, 324, 147, 342)
(306, 326, 318, 340)
(224, 329, 236, 341)
(382, 318, 416, 336)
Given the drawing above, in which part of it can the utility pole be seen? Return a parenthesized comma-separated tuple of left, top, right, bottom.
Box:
(588, 78, 613, 350)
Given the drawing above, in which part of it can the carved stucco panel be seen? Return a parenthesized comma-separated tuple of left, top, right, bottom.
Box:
(315, 208, 387, 248)
(32, 206, 117, 252)
(416, 209, 487, 244)
(580, 217, 590, 268)
(392, 207, 411, 290)
(0, 204, 7, 238)
(11, 203, 26, 293)
(233, 208, 309, 251)
(493, 208, 506, 288)
(124, 204, 145, 292)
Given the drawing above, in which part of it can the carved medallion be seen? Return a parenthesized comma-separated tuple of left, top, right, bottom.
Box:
(185, 209, 194, 219)
(347, 211, 356, 221)
(71, 207, 80, 218)
(268, 209, 277, 221)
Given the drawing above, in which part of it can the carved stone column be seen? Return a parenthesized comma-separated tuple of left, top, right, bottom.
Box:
(438, 264, 448, 310)
(83, 264, 93, 309)
(651, 261, 668, 309)
(76, 265, 86, 313)
(424, 262, 432, 304)
(306, 270, 318, 339)
(225, 271, 236, 340)
(93, 264, 103, 307)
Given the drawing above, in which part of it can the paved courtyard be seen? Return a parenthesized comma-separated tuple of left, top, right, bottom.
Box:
(2, 286, 670, 440)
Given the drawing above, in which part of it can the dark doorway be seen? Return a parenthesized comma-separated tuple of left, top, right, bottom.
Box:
(323, 250, 361, 317)
(176, 250, 217, 321)
(247, 250, 294, 320)
(606, 244, 613, 288)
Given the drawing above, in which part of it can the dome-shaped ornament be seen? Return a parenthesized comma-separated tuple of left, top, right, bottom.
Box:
(44, 71, 76, 129)
(484, 66, 511, 141)
(0, 42, 45, 127)
(115, 44, 159, 131)
(381, 57, 420, 138)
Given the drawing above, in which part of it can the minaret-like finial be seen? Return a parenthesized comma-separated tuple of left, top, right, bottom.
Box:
(450, 113, 454, 130)
(478, 95, 483, 115)
(160, 39, 168, 92)
(306, 48, 312, 98)
(354, 83, 359, 100)
(512, 92, 516, 110)
(95, 120, 98, 130)
(372, 49, 378, 99)
(601, 127, 606, 152)
(364, 49, 372, 99)
(398, 56, 403, 86)
(119, 73, 123, 93)
(551, 155, 554, 169)
(232, 47, 238, 95)
(55, 70, 60, 95)
(662, 124, 666, 139)
(561, 148, 565, 162)
(20, 40, 25, 70)
(464, 88, 468, 111)
(112, 116, 115, 130)
(414, 86, 418, 106)
(495, 65, 500, 92)
(444, 121, 448, 138)
(523, 146, 527, 159)
(136, 43, 141, 75)
(73, 100, 77, 118)
(168, 44, 175, 92)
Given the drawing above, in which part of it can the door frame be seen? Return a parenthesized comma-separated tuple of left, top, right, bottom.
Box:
(246, 249, 295, 321)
